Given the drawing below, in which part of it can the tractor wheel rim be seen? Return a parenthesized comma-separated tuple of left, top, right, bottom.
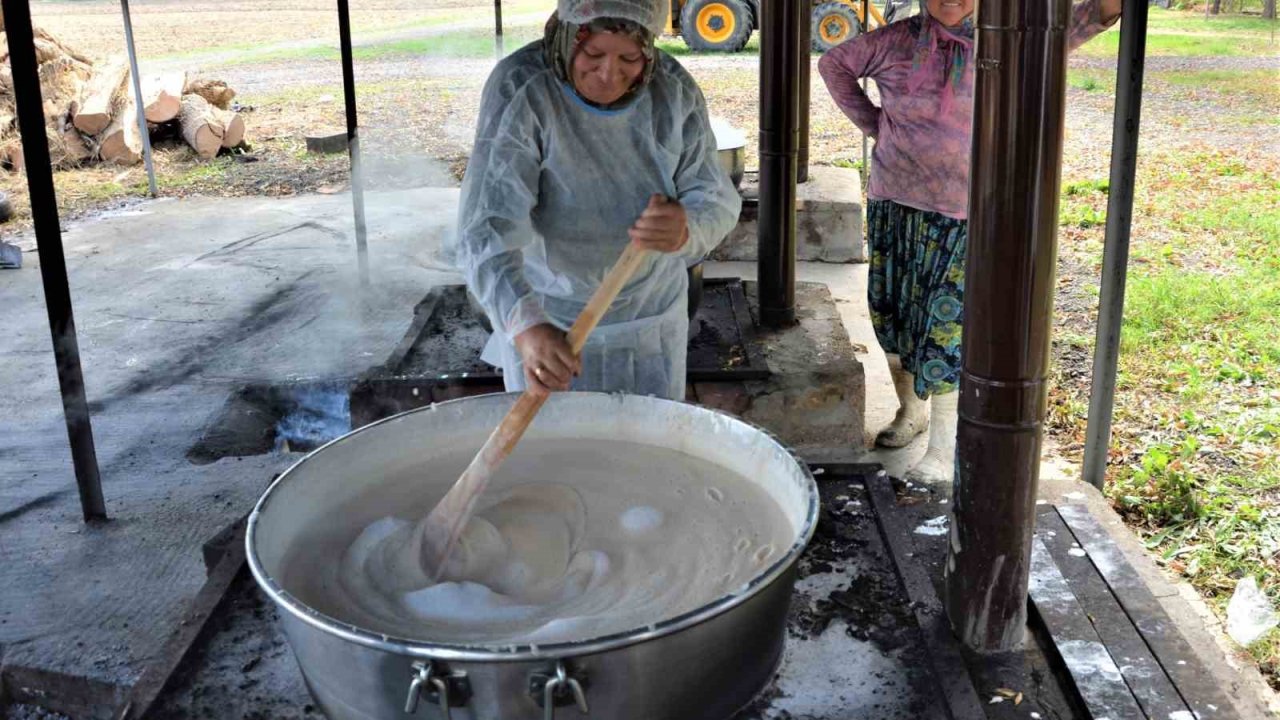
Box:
(820, 14, 850, 44)
(697, 4, 736, 43)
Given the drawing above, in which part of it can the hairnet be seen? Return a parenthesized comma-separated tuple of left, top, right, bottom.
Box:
(555, 0, 667, 35)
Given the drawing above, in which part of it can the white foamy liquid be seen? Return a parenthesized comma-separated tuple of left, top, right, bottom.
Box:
(281, 439, 792, 645)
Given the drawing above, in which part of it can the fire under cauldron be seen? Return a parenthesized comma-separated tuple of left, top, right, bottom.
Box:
(247, 393, 817, 720)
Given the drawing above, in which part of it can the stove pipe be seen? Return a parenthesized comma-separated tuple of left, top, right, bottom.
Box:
(757, 0, 806, 327)
(944, 0, 1072, 651)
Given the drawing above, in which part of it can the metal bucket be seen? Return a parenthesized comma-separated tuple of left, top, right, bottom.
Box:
(247, 393, 818, 720)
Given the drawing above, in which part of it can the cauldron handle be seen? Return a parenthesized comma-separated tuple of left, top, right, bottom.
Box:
(404, 660, 470, 717)
(531, 661, 590, 719)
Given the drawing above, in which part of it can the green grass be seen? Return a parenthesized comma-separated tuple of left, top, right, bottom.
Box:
(1078, 28, 1277, 56)
(1076, 7, 1280, 56)
(1146, 7, 1280, 32)
(1154, 68, 1280, 106)
(656, 34, 763, 56)
(1090, 143, 1280, 675)
(1060, 178, 1110, 227)
(1067, 68, 1116, 93)
(166, 157, 235, 190)
(225, 26, 547, 65)
(156, 0, 549, 63)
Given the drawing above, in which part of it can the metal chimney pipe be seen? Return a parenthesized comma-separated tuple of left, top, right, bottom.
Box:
(798, 10, 812, 184)
(944, 0, 1072, 651)
(757, 0, 805, 326)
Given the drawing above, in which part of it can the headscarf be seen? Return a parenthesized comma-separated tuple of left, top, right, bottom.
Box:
(543, 11, 658, 110)
(906, 13, 975, 115)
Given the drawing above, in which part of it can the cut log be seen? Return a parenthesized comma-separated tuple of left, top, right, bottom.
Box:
(183, 78, 235, 110)
(98, 92, 144, 166)
(179, 93, 224, 159)
(34, 27, 93, 66)
(142, 71, 185, 123)
(216, 108, 245, 148)
(1, 139, 24, 172)
(57, 112, 92, 168)
(39, 56, 90, 116)
(74, 57, 128, 135)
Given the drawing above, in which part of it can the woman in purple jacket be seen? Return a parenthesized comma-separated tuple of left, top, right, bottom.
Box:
(819, 0, 1120, 483)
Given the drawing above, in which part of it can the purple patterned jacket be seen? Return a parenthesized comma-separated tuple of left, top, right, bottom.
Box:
(818, 2, 1117, 219)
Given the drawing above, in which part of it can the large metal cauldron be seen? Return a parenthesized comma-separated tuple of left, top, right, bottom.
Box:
(248, 393, 817, 720)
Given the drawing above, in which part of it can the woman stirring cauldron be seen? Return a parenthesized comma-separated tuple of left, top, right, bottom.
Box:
(455, 0, 741, 401)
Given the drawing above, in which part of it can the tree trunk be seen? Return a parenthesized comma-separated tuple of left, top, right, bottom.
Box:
(216, 107, 245, 148)
(179, 93, 224, 159)
(142, 71, 186, 123)
(183, 78, 236, 110)
(1264, 0, 1276, 20)
(74, 57, 128, 135)
(98, 90, 144, 165)
(54, 109, 92, 168)
(1210, 0, 1221, 14)
(1, 139, 24, 172)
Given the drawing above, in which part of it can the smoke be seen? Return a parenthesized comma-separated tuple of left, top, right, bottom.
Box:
(274, 382, 352, 453)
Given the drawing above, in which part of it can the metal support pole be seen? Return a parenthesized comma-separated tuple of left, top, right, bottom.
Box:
(495, 0, 505, 59)
(944, 0, 1071, 652)
(757, 0, 805, 327)
(119, 0, 157, 197)
(2, 0, 107, 522)
(1083, 0, 1148, 489)
(337, 0, 370, 286)
(797, 8, 811, 184)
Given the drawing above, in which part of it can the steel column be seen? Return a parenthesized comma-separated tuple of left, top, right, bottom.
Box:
(2, 0, 107, 522)
(119, 0, 157, 197)
(1083, 0, 1148, 490)
(337, 0, 370, 286)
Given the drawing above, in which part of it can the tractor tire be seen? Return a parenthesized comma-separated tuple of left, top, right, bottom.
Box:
(681, 0, 753, 53)
(811, 2, 862, 53)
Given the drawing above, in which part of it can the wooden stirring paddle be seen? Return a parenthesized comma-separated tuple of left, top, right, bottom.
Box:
(420, 242, 651, 579)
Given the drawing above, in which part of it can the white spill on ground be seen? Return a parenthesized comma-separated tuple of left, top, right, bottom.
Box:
(764, 619, 916, 718)
(914, 515, 949, 536)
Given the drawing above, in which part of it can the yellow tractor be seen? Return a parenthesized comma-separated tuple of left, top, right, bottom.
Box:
(666, 0, 910, 54)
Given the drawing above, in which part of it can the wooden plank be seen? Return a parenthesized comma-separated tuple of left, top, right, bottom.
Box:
(1036, 507, 1190, 719)
(1028, 539, 1146, 720)
(864, 472, 989, 720)
(113, 525, 247, 720)
(1056, 504, 1236, 719)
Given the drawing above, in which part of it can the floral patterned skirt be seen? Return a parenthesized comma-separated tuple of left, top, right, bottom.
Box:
(866, 199, 967, 400)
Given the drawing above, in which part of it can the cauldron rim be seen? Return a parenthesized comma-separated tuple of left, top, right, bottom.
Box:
(246, 391, 818, 662)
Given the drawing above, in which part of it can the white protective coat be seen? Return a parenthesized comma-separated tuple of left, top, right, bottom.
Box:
(454, 42, 742, 400)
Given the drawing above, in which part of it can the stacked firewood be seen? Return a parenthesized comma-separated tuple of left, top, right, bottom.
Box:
(0, 18, 245, 171)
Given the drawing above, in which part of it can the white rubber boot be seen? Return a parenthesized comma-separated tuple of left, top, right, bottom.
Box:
(875, 355, 929, 448)
(904, 391, 958, 484)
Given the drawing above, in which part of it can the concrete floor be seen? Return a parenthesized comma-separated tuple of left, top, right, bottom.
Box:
(2, 190, 1275, 718)
(0, 189, 458, 714)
